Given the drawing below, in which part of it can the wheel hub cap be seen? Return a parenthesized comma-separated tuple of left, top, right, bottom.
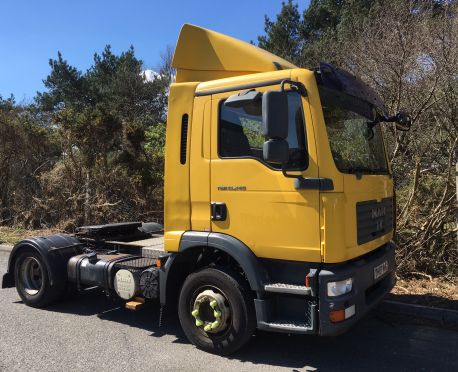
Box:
(191, 289, 229, 333)
(20, 257, 43, 296)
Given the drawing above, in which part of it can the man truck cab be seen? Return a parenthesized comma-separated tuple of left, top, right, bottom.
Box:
(2, 24, 410, 355)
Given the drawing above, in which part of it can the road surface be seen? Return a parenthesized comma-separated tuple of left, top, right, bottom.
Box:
(0, 251, 457, 372)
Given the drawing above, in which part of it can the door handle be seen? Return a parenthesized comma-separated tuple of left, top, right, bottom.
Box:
(211, 202, 227, 221)
(294, 177, 334, 191)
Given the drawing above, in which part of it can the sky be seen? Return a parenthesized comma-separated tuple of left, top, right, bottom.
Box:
(0, 0, 310, 102)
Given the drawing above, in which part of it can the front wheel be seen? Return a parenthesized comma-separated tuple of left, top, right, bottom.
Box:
(178, 267, 256, 355)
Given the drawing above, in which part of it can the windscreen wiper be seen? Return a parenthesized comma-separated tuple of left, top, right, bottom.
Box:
(347, 166, 387, 175)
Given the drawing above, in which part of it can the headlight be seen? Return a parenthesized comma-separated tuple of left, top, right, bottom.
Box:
(327, 278, 353, 297)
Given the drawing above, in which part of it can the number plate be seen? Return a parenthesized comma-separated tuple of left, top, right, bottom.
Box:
(374, 261, 389, 280)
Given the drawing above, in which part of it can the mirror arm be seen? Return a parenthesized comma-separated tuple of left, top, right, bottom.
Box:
(380, 112, 412, 131)
(381, 114, 397, 123)
(280, 79, 307, 96)
(281, 165, 302, 179)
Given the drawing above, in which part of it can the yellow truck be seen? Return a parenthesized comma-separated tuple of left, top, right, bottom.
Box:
(2, 24, 411, 355)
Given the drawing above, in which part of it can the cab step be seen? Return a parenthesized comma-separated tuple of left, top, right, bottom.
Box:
(258, 320, 314, 334)
(264, 283, 311, 296)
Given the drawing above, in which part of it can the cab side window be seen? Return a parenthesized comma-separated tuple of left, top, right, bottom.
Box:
(219, 91, 308, 170)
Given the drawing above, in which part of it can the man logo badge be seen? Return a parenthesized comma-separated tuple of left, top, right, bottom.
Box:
(371, 206, 386, 219)
(371, 206, 386, 233)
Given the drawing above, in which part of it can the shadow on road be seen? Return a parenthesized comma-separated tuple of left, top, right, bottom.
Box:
(18, 289, 458, 371)
(26, 288, 190, 344)
(388, 292, 458, 311)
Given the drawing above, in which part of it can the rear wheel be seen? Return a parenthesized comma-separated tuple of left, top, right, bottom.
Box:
(178, 267, 256, 355)
(14, 250, 65, 308)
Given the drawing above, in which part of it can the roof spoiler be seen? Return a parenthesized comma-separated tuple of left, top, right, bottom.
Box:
(172, 24, 297, 83)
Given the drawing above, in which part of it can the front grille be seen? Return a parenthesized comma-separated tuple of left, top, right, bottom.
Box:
(356, 197, 393, 245)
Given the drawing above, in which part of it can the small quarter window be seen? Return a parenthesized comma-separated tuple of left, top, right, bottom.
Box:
(219, 91, 307, 169)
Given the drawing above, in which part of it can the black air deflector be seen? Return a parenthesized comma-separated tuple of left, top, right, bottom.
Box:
(180, 114, 189, 164)
(315, 62, 387, 115)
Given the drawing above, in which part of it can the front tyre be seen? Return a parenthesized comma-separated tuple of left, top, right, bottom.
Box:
(178, 267, 256, 355)
(14, 250, 64, 308)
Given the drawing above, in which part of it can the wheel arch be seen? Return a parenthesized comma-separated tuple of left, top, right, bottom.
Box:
(159, 231, 268, 306)
(3, 234, 81, 288)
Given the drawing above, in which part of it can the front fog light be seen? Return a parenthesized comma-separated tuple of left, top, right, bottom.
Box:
(327, 278, 353, 297)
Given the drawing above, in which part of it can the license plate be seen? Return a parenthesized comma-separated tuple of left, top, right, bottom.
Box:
(374, 261, 389, 280)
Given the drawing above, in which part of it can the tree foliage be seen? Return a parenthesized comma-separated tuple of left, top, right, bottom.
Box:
(0, 47, 170, 229)
(0, 96, 59, 226)
(258, 0, 304, 64)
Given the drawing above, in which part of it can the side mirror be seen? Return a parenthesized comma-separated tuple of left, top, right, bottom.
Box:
(262, 91, 289, 139)
(369, 110, 413, 133)
(263, 139, 289, 164)
(394, 111, 412, 131)
(262, 91, 289, 164)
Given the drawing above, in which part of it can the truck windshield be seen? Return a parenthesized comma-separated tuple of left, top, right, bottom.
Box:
(318, 86, 388, 174)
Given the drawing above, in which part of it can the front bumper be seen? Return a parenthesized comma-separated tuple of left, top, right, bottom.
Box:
(254, 242, 396, 335)
(318, 242, 396, 336)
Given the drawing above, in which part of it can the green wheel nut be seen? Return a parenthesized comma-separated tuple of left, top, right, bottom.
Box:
(204, 324, 212, 332)
(192, 291, 228, 333)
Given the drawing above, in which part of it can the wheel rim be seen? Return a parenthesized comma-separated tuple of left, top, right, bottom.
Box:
(190, 286, 231, 334)
(20, 257, 43, 296)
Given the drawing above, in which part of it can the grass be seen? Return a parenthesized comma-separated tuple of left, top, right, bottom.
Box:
(0, 226, 61, 245)
(390, 277, 458, 311)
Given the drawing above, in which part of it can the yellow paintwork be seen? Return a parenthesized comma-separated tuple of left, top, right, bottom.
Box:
(209, 70, 321, 262)
(303, 71, 393, 262)
(320, 177, 393, 263)
(189, 96, 212, 232)
(163, 82, 199, 252)
(172, 24, 296, 83)
(164, 25, 394, 262)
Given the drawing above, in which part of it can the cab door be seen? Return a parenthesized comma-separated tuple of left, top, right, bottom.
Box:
(210, 81, 321, 262)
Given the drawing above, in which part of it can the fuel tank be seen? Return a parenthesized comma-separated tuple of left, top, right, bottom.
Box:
(67, 253, 133, 289)
(67, 253, 160, 300)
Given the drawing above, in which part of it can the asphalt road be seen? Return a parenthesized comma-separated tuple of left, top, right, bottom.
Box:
(0, 251, 457, 372)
